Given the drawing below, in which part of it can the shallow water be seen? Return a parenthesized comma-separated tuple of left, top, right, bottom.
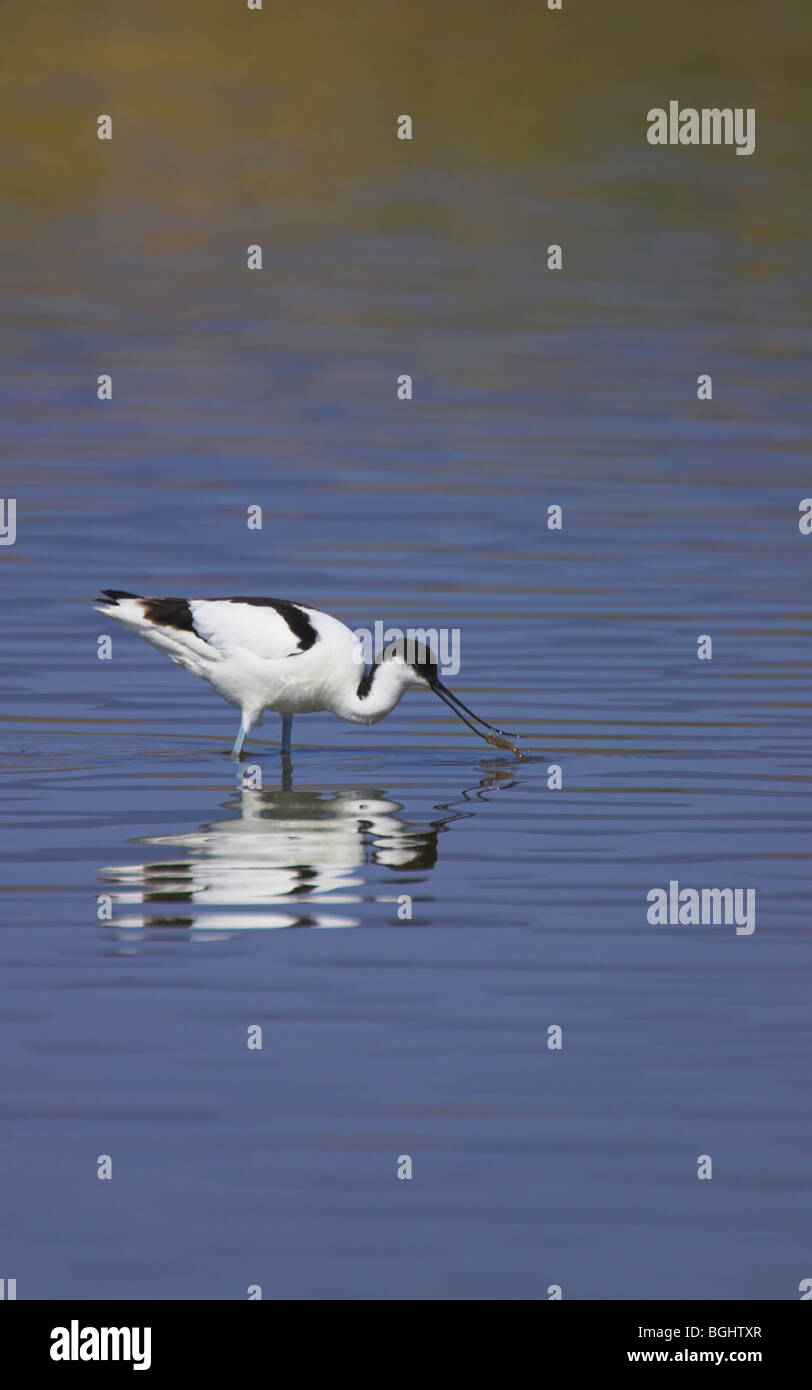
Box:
(1, 0, 811, 1299)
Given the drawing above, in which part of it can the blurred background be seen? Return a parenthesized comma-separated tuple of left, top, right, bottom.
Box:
(0, 0, 811, 1299)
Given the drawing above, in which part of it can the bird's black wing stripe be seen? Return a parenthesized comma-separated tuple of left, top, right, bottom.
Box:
(99, 589, 140, 601)
(219, 597, 318, 652)
(141, 597, 196, 633)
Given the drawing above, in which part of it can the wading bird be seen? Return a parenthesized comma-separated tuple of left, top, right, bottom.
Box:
(94, 591, 523, 759)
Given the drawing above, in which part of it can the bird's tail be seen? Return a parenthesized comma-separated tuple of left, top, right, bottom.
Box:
(94, 588, 140, 606)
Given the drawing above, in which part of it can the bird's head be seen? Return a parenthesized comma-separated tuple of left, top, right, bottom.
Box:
(377, 638, 439, 690)
(376, 639, 524, 756)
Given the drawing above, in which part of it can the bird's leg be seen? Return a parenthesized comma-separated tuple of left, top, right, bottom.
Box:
(280, 714, 293, 756)
(231, 716, 248, 760)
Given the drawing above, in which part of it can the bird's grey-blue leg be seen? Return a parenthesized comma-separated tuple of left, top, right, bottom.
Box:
(231, 715, 248, 760)
(280, 714, 293, 756)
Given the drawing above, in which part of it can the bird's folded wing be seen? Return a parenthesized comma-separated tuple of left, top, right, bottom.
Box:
(188, 599, 320, 661)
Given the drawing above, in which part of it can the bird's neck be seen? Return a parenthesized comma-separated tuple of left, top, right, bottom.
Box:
(329, 661, 410, 725)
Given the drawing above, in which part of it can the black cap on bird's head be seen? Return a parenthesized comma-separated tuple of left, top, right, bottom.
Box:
(377, 639, 524, 757)
(378, 637, 439, 686)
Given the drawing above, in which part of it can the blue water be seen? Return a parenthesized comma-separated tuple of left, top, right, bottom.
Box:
(1, 1, 811, 1299)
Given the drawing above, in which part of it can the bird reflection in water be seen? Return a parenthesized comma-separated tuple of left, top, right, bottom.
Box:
(99, 764, 516, 941)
